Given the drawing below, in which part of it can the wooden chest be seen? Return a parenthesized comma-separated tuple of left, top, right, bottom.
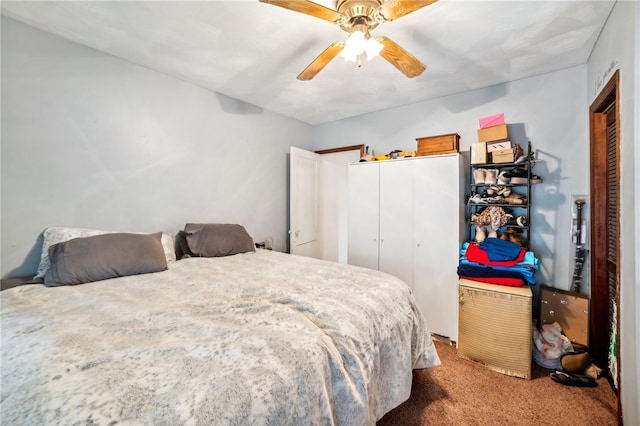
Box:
(457, 279, 532, 379)
(416, 133, 460, 156)
(540, 285, 589, 347)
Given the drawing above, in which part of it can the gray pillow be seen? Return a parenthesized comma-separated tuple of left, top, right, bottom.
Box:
(44, 232, 167, 287)
(182, 223, 255, 258)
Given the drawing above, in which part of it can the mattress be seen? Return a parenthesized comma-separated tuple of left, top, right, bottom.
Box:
(1, 249, 440, 425)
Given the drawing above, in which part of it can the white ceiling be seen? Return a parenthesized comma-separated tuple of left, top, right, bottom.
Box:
(1, 0, 615, 125)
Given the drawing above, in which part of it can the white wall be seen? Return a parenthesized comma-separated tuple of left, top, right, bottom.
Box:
(1, 16, 313, 278)
(586, 1, 639, 424)
(313, 66, 589, 297)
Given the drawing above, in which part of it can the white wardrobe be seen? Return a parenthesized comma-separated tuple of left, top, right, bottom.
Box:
(347, 154, 465, 341)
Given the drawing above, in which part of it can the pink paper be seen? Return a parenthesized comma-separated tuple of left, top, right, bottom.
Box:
(479, 113, 505, 129)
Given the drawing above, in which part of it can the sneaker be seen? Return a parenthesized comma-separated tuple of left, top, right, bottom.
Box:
(473, 168, 486, 185)
(497, 171, 511, 184)
(517, 215, 527, 227)
(507, 215, 527, 227)
(509, 168, 529, 184)
(484, 169, 498, 185)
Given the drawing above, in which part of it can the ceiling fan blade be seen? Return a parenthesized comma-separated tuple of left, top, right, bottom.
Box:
(297, 42, 346, 81)
(376, 36, 426, 78)
(378, 0, 438, 21)
(259, 0, 345, 24)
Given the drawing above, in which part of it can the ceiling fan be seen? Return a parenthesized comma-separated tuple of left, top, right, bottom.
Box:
(259, 0, 437, 80)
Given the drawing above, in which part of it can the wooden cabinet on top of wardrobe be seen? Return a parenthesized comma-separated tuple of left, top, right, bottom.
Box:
(348, 154, 466, 341)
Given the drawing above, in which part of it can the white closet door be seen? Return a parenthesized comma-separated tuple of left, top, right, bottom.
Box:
(348, 162, 380, 270)
(379, 160, 415, 289)
(413, 154, 464, 341)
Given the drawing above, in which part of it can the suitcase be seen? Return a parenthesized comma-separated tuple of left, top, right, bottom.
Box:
(457, 279, 533, 379)
(540, 285, 589, 347)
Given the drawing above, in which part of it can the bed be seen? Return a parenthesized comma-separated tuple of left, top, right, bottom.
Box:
(1, 225, 440, 425)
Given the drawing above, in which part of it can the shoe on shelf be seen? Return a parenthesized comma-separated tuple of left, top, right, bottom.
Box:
(487, 185, 511, 197)
(507, 215, 527, 227)
(480, 191, 504, 204)
(497, 186, 511, 197)
(486, 185, 501, 195)
(508, 168, 527, 184)
(497, 171, 511, 184)
(474, 224, 486, 242)
(505, 194, 527, 205)
(473, 168, 486, 185)
(500, 228, 528, 246)
(484, 169, 498, 185)
(530, 174, 543, 184)
(513, 144, 527, 164)
(469, 193, 487, 204)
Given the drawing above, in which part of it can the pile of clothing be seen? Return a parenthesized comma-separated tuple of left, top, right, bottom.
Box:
(457, 238, 540, 287)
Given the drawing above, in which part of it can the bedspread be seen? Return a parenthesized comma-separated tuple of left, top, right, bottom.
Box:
(1, 250, 439, 425)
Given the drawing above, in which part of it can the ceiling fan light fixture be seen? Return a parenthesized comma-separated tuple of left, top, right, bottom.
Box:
(364, 36, 383, 60)
(340, 30, 382, 63)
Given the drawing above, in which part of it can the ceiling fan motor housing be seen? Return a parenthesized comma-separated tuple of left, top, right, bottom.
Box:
(337, 0, 382, 32)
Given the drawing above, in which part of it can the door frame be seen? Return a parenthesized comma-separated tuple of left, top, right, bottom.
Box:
(588, 69, 622, 421)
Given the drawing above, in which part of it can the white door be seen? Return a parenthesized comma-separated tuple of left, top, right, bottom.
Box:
(319, 150, 361, 263)
(348, 162, 380, 270)
(290, 147, 320, 257)
(379, 160, 415, 289)
(413, 154, 464, 340)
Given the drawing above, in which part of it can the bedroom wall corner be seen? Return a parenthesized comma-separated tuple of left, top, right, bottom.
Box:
(0, 16, 314, 278)
(311, 65, 589, 300)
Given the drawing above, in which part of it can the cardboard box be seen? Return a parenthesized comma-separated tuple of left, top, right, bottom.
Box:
(416, 133, 460, 156)
(492, 148, 514, 163)
(470, 142, 487, 164)
(477, 124, 508, 143)
(540, 285, 589, 347)
(479, 113, 505, 129)
(458, 279, 532, 379)
(486, 140, 512, 153)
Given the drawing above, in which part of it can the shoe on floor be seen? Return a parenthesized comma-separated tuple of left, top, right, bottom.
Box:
(561, 351, 591, 373)
(550, 371, 597, 387)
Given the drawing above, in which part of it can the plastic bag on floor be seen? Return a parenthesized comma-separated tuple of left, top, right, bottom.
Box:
(532, 322, 574, 369)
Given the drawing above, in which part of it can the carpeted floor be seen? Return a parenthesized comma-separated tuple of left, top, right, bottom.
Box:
(378, 340, 618, 425)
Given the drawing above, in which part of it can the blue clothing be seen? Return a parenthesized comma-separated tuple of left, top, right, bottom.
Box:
(479, 238, 523, 261)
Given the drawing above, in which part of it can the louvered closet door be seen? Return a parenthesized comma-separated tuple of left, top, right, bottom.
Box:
(589, 69, 621, 421)
(604, 105, 620, 387)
